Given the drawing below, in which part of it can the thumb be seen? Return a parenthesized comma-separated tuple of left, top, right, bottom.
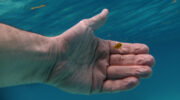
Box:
(87, 9, 109, 30)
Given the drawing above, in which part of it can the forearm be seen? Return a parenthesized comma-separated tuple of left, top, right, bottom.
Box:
(0, 23, 56, 87)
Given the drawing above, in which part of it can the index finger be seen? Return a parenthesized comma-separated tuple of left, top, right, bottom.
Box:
(109, 40, 149, 54)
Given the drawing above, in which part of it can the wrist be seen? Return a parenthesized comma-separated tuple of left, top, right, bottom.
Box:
(0, 25, 58, 87)
(34, 36, 59, 84)
(42, 36, 65, 85)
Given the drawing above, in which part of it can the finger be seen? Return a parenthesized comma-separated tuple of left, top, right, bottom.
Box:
(87, 9, 108, 30)
(110, 54, 155, 66)
(107, 65, 152, 79)
(109, 40, 149, 54)
(102, 76, 139, 93)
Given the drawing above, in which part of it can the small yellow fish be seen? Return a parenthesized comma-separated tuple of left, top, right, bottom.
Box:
(31, 4, 45, 10)
(114, 43, 122, 49)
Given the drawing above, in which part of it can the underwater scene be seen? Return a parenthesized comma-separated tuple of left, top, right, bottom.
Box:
(0, 0, 180, 100)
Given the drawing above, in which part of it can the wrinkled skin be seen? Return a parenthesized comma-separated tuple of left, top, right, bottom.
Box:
(45, 9, 155, 95)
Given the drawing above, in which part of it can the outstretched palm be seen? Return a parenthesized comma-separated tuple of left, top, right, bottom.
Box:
(46, 9, 154, 95)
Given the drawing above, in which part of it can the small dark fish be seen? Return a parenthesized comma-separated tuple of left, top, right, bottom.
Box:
(114, 43, 122, 49)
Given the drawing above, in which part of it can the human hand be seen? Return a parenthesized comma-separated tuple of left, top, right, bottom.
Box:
(45, 9, 155, 95)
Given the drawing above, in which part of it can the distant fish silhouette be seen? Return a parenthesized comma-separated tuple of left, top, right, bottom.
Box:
(31, 4, 45, 10)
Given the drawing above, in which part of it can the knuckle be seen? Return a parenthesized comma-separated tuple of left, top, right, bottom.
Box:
(107, 67, 114, 77)
(80, 19, 89, 25)
(79, 19, 92, 31)
(136, 54, 155, 66)
(136, 56, 145, 64)
(78, 19, 92, 32)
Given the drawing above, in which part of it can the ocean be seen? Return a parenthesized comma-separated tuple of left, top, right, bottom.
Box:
(0, 0, 180, 100)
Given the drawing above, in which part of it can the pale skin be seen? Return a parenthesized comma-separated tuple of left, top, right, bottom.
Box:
(0, 9, 154, 95)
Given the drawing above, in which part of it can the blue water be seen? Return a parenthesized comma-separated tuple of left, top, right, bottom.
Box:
(0, 0, 180, 100)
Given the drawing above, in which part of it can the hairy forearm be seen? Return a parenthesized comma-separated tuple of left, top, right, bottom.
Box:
(0, 23, 56, 87)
